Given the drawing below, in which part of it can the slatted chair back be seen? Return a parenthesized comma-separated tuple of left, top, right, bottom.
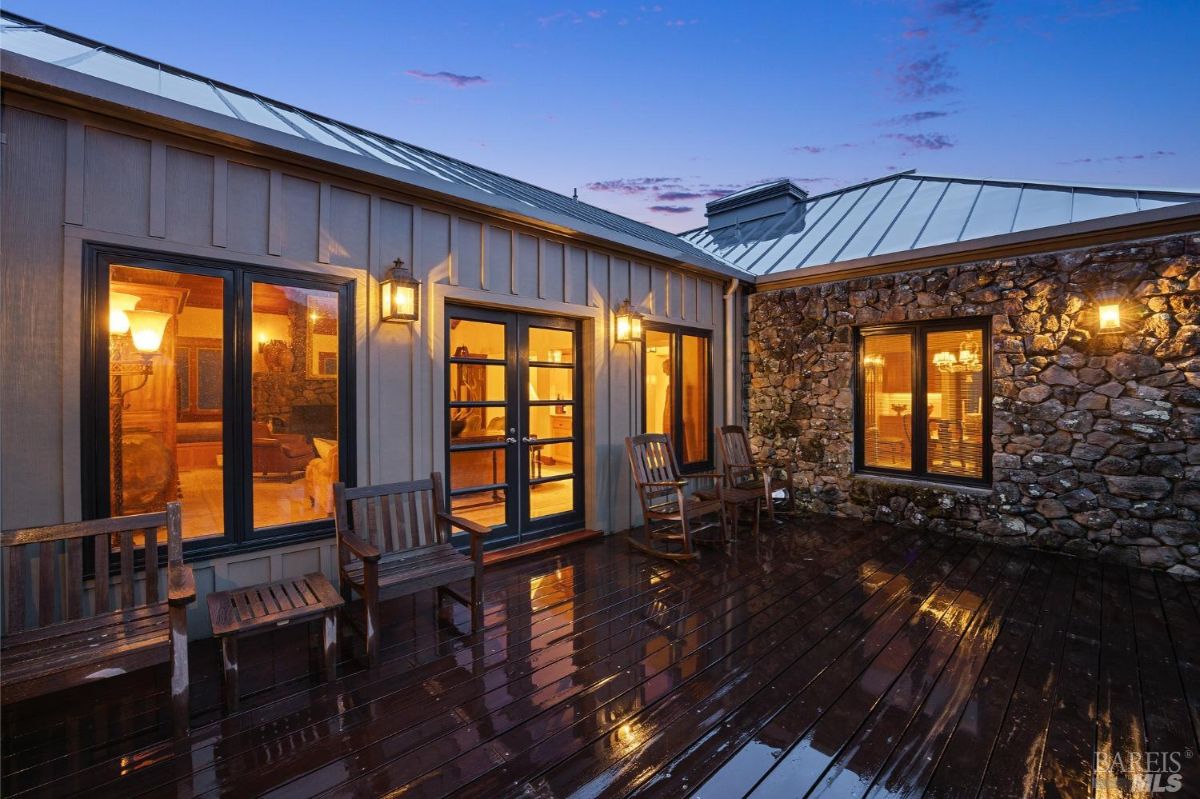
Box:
(1, 503, 183, 636)
(626, 434, 685, 514)
(334, 475, 448, 565)
(716, 425, 760, 489)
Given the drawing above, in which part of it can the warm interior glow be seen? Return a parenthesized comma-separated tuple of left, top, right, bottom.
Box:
(109, 292, 140, 335)
(933, 351, 957, 369)
(251, 283, 340, 531)
(862, 333, 914, 471)
(109, 267, 226, 540)
(447, 317, 577, 527)
(926, 329, 984, 480)
(1098, 303, 1121, 330)
(125, 309, 170, 354)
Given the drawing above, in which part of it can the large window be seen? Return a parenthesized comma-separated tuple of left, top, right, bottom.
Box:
(856, 319, 990, 484)
(643, 324, 711, 470)
(84, 247, 354, 554)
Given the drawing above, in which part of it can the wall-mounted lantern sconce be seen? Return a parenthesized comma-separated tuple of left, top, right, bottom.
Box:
(380, 257, 420, 323)
(614, 298, 644, 344)
(1093, 285, 1125, 333)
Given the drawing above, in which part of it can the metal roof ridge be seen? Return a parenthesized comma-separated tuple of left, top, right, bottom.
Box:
(796, 170, 919, 204)
(908, 171, 1200, 196)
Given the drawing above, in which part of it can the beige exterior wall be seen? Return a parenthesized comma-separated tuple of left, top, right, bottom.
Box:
(0, 95, 731, 635)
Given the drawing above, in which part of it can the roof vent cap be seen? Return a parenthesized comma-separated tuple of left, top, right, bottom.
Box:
(705, 179, 807, 231)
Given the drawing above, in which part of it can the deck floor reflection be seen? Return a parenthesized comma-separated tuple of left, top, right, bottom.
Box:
(3, 519, 1199, 798)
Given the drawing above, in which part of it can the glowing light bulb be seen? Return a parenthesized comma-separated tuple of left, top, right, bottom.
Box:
(1098, 303, 1121, 331)
(109, 292, 140, 335)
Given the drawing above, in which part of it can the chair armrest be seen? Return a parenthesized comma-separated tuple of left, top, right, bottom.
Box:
(168, 564, 196, 607)
(340, 530, 381, 561)
(438, 512, 491, 537)
(642, 480, 689, 488)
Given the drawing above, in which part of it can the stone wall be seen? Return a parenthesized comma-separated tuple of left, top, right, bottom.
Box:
(747, 232, 1200, 578)
(252, 372, 337, 425)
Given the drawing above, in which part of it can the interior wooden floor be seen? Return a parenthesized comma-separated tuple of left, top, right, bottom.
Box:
(3, 518, 1199, 798)
(177, 467, 331, 539)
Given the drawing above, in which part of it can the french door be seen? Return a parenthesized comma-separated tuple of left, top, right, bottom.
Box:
(445, 305, 583, 547)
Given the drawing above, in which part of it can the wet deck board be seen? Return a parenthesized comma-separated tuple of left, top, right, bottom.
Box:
(3, 519, 1199, 798)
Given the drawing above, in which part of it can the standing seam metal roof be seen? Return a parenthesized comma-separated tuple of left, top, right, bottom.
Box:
(0, 12, 740, 275)
(680, 171, 1200, 276)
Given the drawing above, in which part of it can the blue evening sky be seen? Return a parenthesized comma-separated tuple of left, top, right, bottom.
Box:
(12, 1, 1199, 232)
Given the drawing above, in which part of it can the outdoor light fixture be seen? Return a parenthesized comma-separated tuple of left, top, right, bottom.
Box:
(614, 299, 644, 343)
(1094, 286, 1125, 332)
(380, 257, 420, 323)
(125, 309, 171, 354)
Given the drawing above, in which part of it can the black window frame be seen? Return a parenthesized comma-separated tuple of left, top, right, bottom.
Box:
(853, 317, 992, 487)
(640, 322, 714, 473)
(81, 243, 357, 562)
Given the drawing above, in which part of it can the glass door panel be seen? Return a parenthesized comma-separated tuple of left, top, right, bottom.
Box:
(447, 313, 515, 537)
(522, 319, 580, 530)
(445, 308, 583, 547)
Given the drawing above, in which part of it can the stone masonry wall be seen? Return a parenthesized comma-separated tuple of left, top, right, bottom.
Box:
(747, 232, 1200, 578)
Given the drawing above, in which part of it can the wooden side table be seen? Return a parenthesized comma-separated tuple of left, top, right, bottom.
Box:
(206, 572, 344, 712)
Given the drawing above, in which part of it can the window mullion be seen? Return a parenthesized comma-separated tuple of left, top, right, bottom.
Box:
(674, 332, 685, 464)
(913, 330, 927, 479)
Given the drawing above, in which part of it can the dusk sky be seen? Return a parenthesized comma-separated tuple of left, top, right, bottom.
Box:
(12, 1, 1199, 232)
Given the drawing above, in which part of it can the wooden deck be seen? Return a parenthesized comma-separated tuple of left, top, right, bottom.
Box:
(3, 519, 1199, 798)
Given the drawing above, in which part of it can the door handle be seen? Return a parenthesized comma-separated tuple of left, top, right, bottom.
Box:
(521, 437, 535, 444)
(505, 437, 517, 444)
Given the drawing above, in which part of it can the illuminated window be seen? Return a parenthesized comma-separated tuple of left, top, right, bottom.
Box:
(643, 325, 711, 469)
(88, 250, 353, 553)
(856, 320, 989, 483)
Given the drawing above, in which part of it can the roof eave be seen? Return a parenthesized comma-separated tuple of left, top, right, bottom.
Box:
(1, 49, 749, 282)
(754, 201, 1200, 290)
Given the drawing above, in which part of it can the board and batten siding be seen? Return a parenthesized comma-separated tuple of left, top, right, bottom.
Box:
(0, 97, 730, 636)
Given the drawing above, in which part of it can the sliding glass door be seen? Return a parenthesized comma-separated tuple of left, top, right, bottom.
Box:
(445, 305, 583, 548)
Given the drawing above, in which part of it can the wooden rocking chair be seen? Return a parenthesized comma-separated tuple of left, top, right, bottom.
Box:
(625, 434, 728, 560)
(716, 425, 797, 525)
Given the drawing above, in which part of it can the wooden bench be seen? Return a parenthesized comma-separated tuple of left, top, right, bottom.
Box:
(207, 572, 344, 712)
(334, 474, 491, 666)
(1, 503, 195, 733)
